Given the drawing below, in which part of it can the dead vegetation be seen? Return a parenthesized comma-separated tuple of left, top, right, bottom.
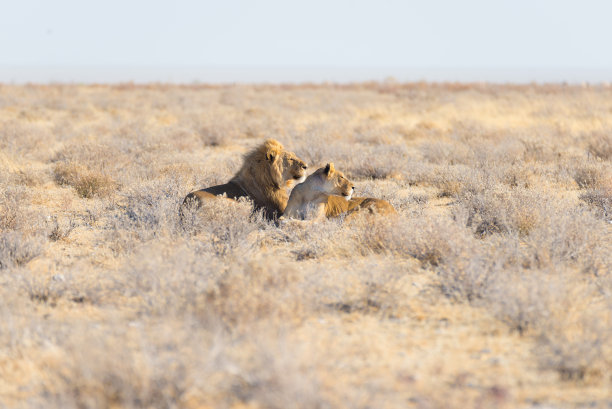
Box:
(0, 83, 611, 409)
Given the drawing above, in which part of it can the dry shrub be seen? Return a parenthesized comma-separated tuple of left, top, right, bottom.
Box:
(520, 138, 559, 163)
(0, 120, 52, 159)
(0, 231, 44, 269)
(179, 196, 269, 258)
(428, 164, 496, 199)
(347, 144, 412, 180)
(320, 259, 410, 319)
(13, 168, 46, 187)
(287, 136, 412, 181)
(109, 176, 270, 255)
(348, 215, 473, 268)
(486, 272, 552, 335)
(29, 321, 198, 409)
(20, 272, 87, 306)
(579, 188, 612, 221)
(53, 141, 126, 167)
(28, 318, 327, 409)
(536, 317, 609, 382)
(0, 181, 46, 269)
(202, 256, 304, 326)
(533, 280, 610, 381)
(54, 162, 116, 198)
(430, 168, 467, 198)
(275, 217, 345, 260)
(587, 133, 612, 160)
(420, 140, 474, 165)
(439, 204, 610, 303)
(484, 270, 610, 380)
(52, 141, 141, 189)
(573, 163, 609, 189)
(502, 165, 533, 188)
(107, 178, 187, 252)
(48, 216, 77, 241)
(117, 241, 303, 326)
(222, 334, 327, 409)
(435, 237, 504, 302)
(0, 184, 29, 231)
(74, 174, 115, 199)
(458, 188, 541, 237)
(523, 207, 610, 274)
(196, 124, 233, 147)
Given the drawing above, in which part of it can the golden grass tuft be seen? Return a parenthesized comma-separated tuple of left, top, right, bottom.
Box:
(54, 162, 116, 198)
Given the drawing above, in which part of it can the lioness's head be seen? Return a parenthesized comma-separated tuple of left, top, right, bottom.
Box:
(311, 162, 355, 200)
(282, 150, 308, 187)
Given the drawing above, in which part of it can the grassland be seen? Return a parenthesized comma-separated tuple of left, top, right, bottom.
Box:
(0, 82, 611, 409)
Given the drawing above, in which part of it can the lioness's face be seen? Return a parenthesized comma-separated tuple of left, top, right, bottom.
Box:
(317, 163, 355, 200)
(282, 151, 308, 187)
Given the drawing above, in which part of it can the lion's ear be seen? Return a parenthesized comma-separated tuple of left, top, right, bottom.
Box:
(266, 152, 276, 162)
(324, 162, 334, 175)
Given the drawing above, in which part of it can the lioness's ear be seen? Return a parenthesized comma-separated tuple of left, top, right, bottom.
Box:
(324, 162, 334, 175)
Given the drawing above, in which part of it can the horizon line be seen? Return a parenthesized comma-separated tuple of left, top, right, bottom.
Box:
(1, 65, 611, 85)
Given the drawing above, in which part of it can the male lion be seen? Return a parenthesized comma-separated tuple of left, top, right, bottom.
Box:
(182, 139, 307, 220)
(284, 162, 355, 220)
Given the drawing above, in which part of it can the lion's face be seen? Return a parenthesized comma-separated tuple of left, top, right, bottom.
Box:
(314, 163, 355, 200)
(281, 150, 308, 187)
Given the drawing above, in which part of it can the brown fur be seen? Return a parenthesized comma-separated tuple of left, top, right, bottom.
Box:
(325, 196, 397, 219)
(182, 139, 307, 220)
(284, 163, 355, 220)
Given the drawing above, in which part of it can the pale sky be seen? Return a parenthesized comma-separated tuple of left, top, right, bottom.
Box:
(1, 0, 611, 83)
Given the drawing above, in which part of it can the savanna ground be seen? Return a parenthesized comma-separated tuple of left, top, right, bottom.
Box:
(0, 82, 611, 409)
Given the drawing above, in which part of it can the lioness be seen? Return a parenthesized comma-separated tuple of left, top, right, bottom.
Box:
(284, 162, 355, 220)
(326, 195, 397, 220)
(182, 139, 307, 220)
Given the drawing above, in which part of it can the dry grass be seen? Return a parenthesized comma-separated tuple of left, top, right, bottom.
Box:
(1, 83, 611, 409)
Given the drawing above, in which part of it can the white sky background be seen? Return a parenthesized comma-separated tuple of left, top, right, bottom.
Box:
(1, 0, 611, 83)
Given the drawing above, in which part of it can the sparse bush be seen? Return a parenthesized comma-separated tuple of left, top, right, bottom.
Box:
(274, 217, 345, 260)
(458, 188, 541, 237)
(54, 162, 116, 198)
(587, 133, 612, 160)
(0, 231, 44, 269)
(180, 197, 268, 257)
(520, 138, 558, 163)
(0, 185, 28, 231)
(486, 273, 549, 335)
(196, 124, 233, 147)
(48, 216, 77, 241)
(580, 188, 612, 221)
(107, 178, 185, 252)
(524, 206, 610, 274)
(533, 282, 610, 381)
(428, 164, 495, 198)
(349, 215, 473, 268)
(434, 232, 510, 302)
(286, 136, 412, 180)
(433, 172, 464, 198)
(502, 165, 533, 188)
(573, 164, 608, 189)
(421, 140, 474, 165)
